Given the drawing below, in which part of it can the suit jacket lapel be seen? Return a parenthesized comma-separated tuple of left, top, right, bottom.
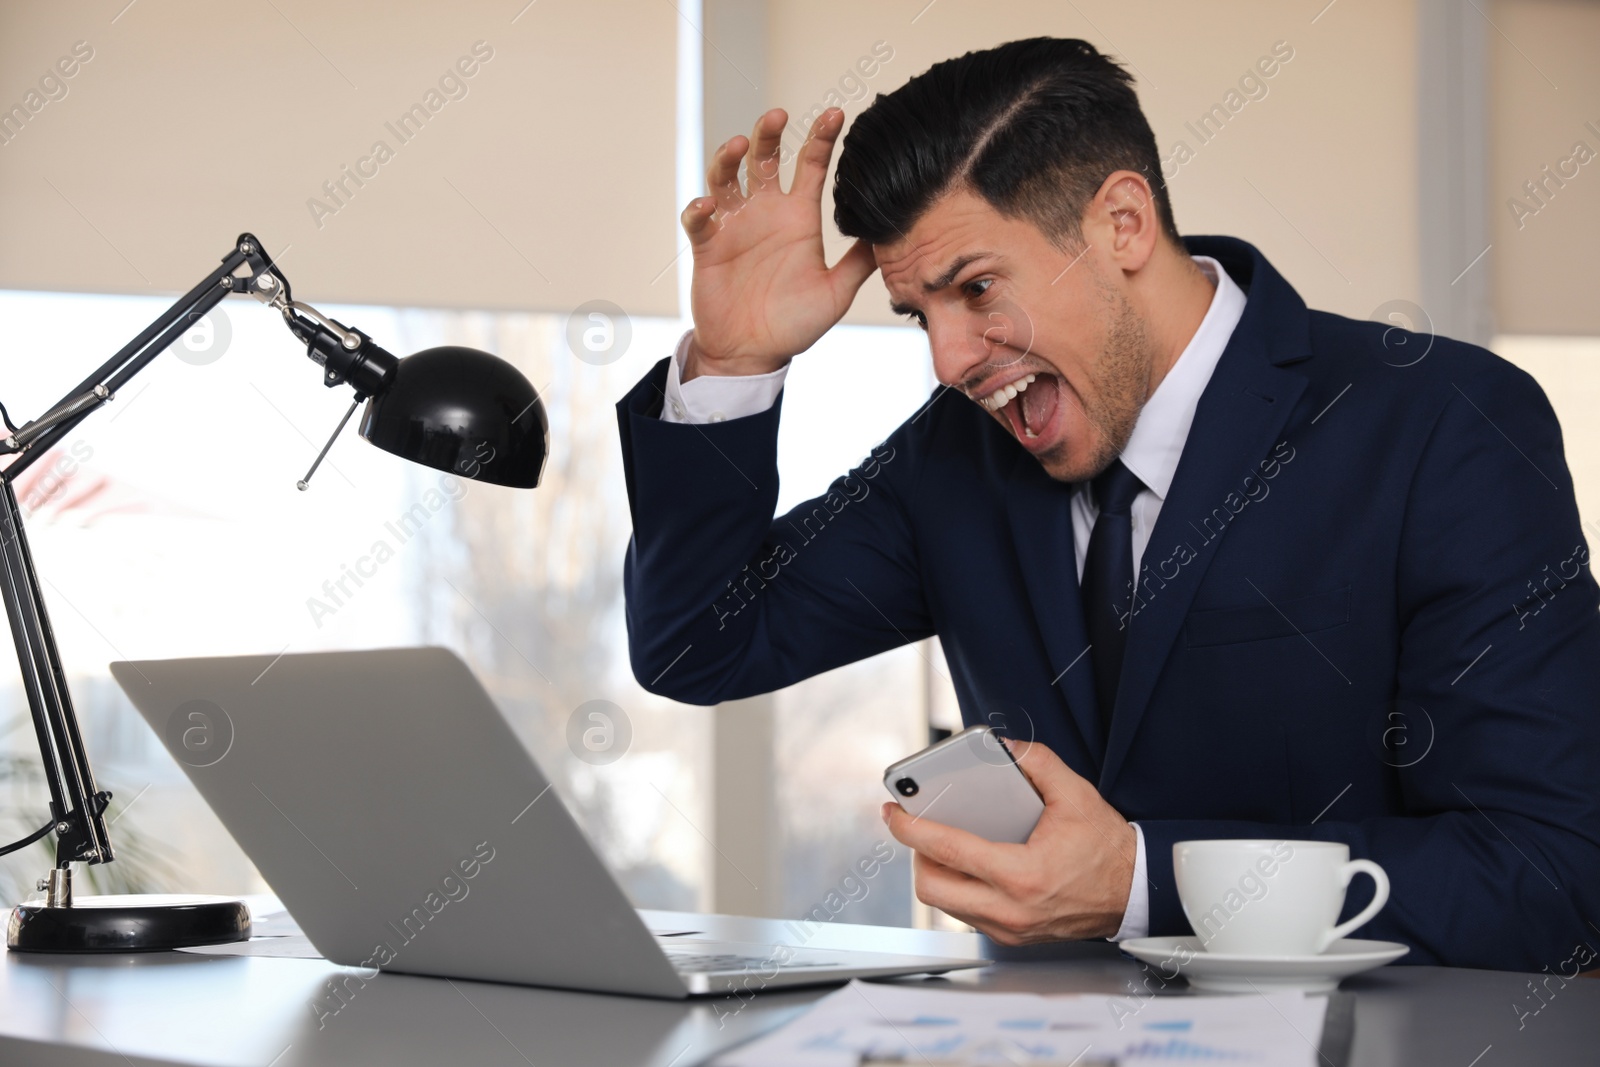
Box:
(1005, 453, 1102, 772)
(1098, 295, 1309, 790)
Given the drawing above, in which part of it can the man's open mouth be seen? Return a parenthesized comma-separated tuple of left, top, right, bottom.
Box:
(979, 372, 1061, 442)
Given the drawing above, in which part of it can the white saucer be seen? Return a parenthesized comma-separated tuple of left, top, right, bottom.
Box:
(1120, 936, 1409, 993)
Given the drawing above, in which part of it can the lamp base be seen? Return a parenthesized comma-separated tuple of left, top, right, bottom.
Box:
(7, 893, 252, 953)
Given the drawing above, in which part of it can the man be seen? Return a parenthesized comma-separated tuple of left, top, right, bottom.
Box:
(615, 37, 1600, 970)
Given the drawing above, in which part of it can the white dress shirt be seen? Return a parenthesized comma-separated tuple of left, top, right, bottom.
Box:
(659, 336, 787, 423)
(660, 256, 1248, 942)
(1066, 256, 1247, 939)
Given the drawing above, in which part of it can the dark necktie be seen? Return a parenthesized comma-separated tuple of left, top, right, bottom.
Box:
(1081, 459, 1145, 745)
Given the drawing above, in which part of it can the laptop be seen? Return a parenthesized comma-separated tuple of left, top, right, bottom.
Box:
(109, 646, 983, 998)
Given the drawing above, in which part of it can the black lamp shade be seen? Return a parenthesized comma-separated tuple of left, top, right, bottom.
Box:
(359, 346, 548, 488)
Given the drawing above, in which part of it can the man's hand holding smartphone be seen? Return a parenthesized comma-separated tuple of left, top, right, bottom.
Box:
(881, 733, 1138, 944)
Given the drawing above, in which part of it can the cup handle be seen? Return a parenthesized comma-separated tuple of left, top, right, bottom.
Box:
(1316, 859, 1390, 952)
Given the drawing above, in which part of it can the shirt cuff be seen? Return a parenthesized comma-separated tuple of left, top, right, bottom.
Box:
(659, 330, 789, 424)
(1109, 822, 1150, 942)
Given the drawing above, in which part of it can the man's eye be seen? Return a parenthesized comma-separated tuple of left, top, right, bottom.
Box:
(906, 311, 927, 330)
(965, 278, 994, 301)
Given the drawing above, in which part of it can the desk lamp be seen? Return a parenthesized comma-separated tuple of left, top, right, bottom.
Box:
(1, 234, 548, 952)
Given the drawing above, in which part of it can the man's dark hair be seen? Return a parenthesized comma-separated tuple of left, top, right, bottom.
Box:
(833, 37, 1177, 250)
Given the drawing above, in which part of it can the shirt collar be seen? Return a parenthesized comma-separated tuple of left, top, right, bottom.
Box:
(1113, 255, 1247, 502)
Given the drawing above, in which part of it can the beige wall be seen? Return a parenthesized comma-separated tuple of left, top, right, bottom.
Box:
(755, 0, 1420, 326)
(1489, 0, 1600, 336)
(1500, 336, 1600, 532)
(0, 0, 680, 315)
(7, 0, 1589, 334)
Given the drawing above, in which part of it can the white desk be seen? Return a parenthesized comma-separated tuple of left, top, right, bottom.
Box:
(2, 910, 1595, 1066)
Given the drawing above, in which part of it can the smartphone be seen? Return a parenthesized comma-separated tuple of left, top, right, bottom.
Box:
(883, 725, 1045, 844)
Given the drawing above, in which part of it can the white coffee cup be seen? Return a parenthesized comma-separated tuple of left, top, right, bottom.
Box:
(1173, 839, 1389, 956)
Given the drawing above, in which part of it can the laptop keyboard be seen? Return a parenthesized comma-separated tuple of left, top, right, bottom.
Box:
(664, 950, 838, 973)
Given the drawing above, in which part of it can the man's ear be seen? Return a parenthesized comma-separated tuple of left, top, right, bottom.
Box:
(1086, 170, 1160, 273)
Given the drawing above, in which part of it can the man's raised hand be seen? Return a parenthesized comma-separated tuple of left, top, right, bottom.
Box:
(680, 107, 877, 381)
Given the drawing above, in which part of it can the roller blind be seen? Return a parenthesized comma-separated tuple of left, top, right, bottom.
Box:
(0, 0, 680, 316)
(1488, 0, 1600, 336)
(757, 0, 1422, 326)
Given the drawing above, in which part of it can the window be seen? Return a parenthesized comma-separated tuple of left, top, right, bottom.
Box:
(0, 292, 708, 910)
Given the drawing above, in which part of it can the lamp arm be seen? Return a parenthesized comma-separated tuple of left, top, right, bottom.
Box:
(0, 238, 258, 476)
(0, 232, 390, 871)
(0, 236, 263, 868)
(0, 476, 111, 865)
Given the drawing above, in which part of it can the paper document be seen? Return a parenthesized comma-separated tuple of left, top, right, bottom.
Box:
(176, 934, 323, 959)
(714, 979, 1328, 1067)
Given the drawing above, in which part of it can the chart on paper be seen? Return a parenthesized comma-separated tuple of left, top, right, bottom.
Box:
(713, 979, 1330, 1067)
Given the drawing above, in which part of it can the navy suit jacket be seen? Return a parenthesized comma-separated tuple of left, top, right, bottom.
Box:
(617, 236, 1600, 970)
